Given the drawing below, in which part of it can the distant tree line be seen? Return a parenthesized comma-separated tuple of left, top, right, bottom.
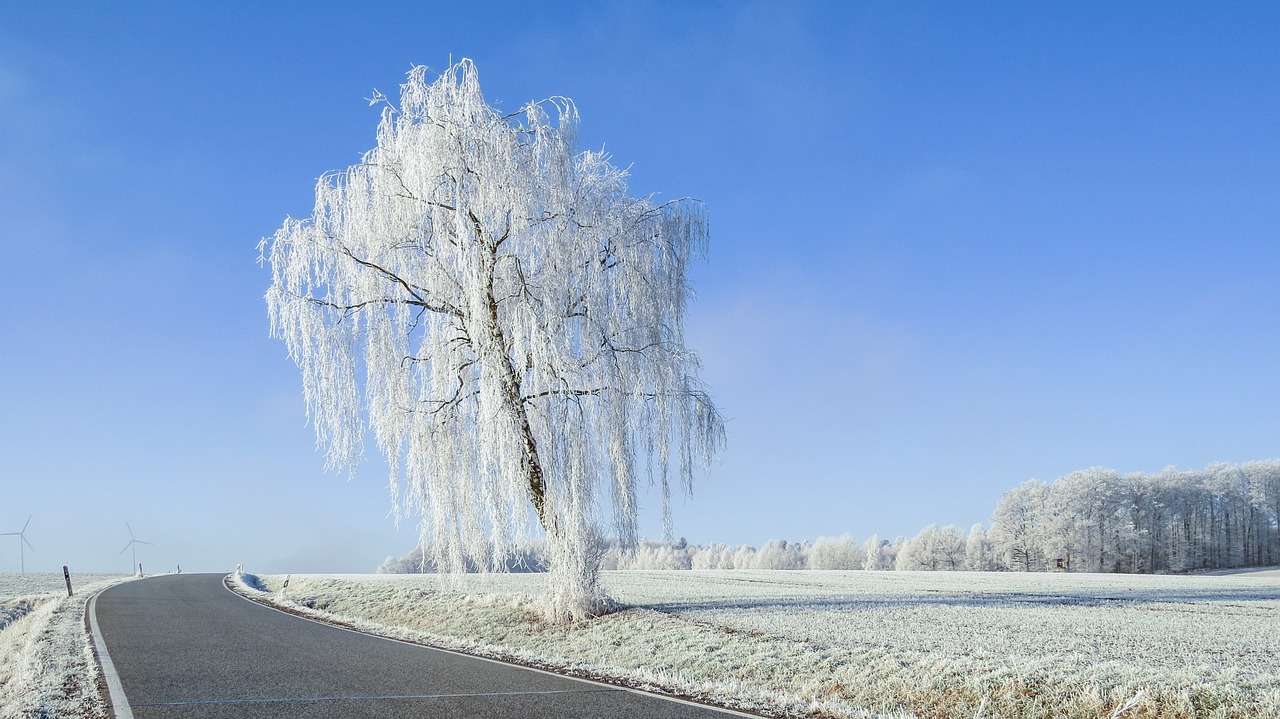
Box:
(989, 460, 1280, 573)
(378, 531, 986, 573)
(378, 543, 550, 574)
(379, 459, 1280, 575)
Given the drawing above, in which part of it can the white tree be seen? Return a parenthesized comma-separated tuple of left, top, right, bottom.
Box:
(990, 480, 1047, 572)
(964, 523, 997, 571)
(732, 544, 757, 569)
(982, 460, 1280, 575)
(690, 543, 731, 570)
(754, 539, 806, 570)
(863, 533, 888, 570)
(894, 532, 921, 570)
(808, 534, 863, 570)
(1243, 460, 1280, 565)
(935, 525, 968, 570)
(263, 60, 724, 621)
(885, 536, 906, 568)
(1049, 467, 1118, 572)
(897, 525, 966, 571)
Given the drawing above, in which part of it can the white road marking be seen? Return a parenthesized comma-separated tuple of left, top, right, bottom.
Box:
(88, 588, 135, 719)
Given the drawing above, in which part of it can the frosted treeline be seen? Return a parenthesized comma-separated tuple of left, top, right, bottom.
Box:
(380, 459, 1280, 575)
(379, 543, 549, 574)
(379, 533, 984, 573)
(990, 459, 1280, 573)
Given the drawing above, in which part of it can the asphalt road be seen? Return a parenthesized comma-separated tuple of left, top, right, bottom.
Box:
(93, 573, 741, 719)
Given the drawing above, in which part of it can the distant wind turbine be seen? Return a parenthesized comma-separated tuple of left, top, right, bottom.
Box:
(0, 515, 34, 574)
(120, 523, 153, 575)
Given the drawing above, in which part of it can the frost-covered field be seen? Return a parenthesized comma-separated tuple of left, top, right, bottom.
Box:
(0, 573, 121, 602)
(1, 573, 121, 634)
(238, 569, 1280, 719)
(0, 573, 127, 718)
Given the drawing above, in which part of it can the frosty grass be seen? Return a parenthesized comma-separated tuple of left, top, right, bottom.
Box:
(0, 573, 127, 719)
(234, 569, 1280, 719)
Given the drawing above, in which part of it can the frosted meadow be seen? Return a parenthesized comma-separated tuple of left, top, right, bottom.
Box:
(0, 572, 121, 632)
(0, 573, 127, 717)
(237, 569, 1280, 718)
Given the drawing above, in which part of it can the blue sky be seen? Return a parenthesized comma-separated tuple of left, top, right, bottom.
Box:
(2, 2, 1277, 574)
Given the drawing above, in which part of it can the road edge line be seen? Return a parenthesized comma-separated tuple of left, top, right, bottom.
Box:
(88, 587, 135, 719)
(222, 575, 762, 718)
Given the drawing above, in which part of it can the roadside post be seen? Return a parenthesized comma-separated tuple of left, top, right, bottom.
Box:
(138, 562, 144, 578)
(63, 565, 73, 597)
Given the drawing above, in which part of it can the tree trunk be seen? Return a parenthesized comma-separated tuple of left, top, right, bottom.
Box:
(1099, 510, 1106, 572)
(480, 245, 604, 622)
(481, 255, 551, 531)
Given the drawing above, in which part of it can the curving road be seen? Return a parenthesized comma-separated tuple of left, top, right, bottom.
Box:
(91, 573, 742, 719)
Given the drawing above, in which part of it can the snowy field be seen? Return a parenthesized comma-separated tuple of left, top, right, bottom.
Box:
(0, 573, 127, 718)
(1, 572, 121, 632)
(1195, 566, 1280, 578)
(0, 572, 122, 602)
(238, 569, 1280, 719)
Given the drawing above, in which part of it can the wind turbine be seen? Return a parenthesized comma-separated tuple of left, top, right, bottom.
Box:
(120, 523, 152, 575)
(0, 515, 34, 574)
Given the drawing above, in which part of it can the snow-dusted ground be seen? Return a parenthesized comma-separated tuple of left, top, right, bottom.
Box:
(235, 569, 1280, 719)
(1, 573, 121, 605)
(0, 573, 127, 718)
(1, 572, 122, 636)
(1193, 565, 1280, 578)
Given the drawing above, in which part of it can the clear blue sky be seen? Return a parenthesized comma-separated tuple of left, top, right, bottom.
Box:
(2, 2, 1277, 574)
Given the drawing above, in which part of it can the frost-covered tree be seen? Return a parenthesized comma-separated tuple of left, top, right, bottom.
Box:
(886, 536, 906, 568)
(863, 533, 889, 570)
(897, 525, 966, 571)
(1244, 460, 1280, 565)
(935, 525, 968, 570)
(964, 523, 997, 571)
(1048, 467, 1119, 572)
(893, 533, 920, 571)
(808, 534, 863, 570)
(602, 539, 692, 570)
(263, 60, 724, 621)
(984, 460, 1280, 574)
(732, 544, 757, 569)
(377, 541, 548, 574)
(690, 543, 734, 570)
(1038, 475, 1090, 572)
(990, 480, 1047, 571)
(754, 539, 807, 570)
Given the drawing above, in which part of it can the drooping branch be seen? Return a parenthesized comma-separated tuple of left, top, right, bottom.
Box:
(336, 247, 465, 318)
(522, 386, 607, 403)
